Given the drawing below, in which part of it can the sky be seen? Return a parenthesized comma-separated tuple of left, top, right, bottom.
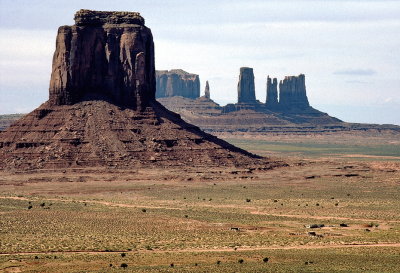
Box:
(0, 0, 399, 125)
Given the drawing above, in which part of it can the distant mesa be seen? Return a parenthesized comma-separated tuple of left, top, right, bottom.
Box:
(156, 69, 200, 99)
(0, 10, 269, 170)
(156, 67, 352, 132)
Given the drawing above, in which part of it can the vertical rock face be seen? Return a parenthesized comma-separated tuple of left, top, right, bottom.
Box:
(49, 9, 155, 110)
(155, 69, 200, 99)
(279, 74, 310, 110)
(237, 67, 256, 103)
(204, 80, 210, 99)
(265, 76, 278, 109)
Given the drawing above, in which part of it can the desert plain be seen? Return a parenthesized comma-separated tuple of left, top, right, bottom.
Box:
(1, 131, 399, 273)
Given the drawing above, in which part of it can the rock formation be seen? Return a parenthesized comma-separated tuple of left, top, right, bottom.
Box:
(278, 74, 310, 110)
(204, 81, 210, 99)
(156, 69, 200, 99)
(0, 10, 270, 170)
(237, 67, 256, 103)
(265, 76, 278, 109)
(49, 9, 155, 110)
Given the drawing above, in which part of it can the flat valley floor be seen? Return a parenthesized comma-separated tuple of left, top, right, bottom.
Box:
(1, 132, 399, 272)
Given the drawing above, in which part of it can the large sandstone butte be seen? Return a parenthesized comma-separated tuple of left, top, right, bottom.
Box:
(0, 10, 270, 170)
(155, 69, 200, 99)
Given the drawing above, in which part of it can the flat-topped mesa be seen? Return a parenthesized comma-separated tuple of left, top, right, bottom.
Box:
(278, 74, 310, 110)
(204, 81, 210, 99)
(266, 76, 278, 109)
(155, 69, 200, 99)
(49, 9, 155, 110)
(74, 9, 145, 26)
(237, 67, 256, 103)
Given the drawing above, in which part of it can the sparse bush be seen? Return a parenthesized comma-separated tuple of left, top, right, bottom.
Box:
(238, 259, 244, 264)
(40, 203, 45, 207)
(246, 198, 251, 202)
(121, 263, 128, 268)
(170, 263, 174, 267)
(28, 205, 32, 210)
(142, 208, 147, 213)
(121, 253, 126, 257)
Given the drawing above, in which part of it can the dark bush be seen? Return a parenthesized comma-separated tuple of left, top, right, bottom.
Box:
(263, 257, 269, 263)
(238, 259, 244, 264)
(121, 263, 128, 268)
(121, 253, 126, 257)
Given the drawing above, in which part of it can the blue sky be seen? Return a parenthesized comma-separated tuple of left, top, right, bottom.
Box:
(0, 0, 399, 125)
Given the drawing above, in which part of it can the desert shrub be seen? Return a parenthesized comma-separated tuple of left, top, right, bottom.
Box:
(246, 198, 251, 202)
(142, 208, 147, 213)
(121, 263, 128, 268)
(263, 257, 269, 263)
(238, 259, 244, 264)
(216, 260, 221, 264)
(121, 253, 126, 257)
(170, 263, 174, 267)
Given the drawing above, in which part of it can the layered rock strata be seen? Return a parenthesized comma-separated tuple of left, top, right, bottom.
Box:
(237, 67, 256, 103)
(156, 69, 200, 99)
(0, 10, 268, 170)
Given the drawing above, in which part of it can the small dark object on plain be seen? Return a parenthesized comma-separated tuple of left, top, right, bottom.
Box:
(231, 227, 240, 231)
(246, 198, 251, 202)
(40, 202, 45, 207)
(34, 256, 39, 259)
(238, 259, 244, 264)
(340, 223, 349, 227)
(121, 263, 128, 268)
(142, 208, 147, 213)
(170, 263, 174, 267)
(217, 260, 221, 264)
(263, 257, 269, 263)
(28, 205, 33, 209)
(121, 253, 126, 257)
(308, 231, 317, 236)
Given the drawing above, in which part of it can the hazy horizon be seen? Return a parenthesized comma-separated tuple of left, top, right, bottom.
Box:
(0, 0, 399, 125)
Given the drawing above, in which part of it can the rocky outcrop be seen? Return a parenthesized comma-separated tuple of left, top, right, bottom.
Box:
(156, 69, 200, 99)
(278, 74, 310, 110)
(0, 10, 266, 170)
(204, 81, 210, 99)
(266, 76, 278, 109)
(237, 67, 256, 103)
(49, 9, 155, 110)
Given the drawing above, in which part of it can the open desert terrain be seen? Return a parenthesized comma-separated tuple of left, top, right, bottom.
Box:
(1, 133, 399, 273)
